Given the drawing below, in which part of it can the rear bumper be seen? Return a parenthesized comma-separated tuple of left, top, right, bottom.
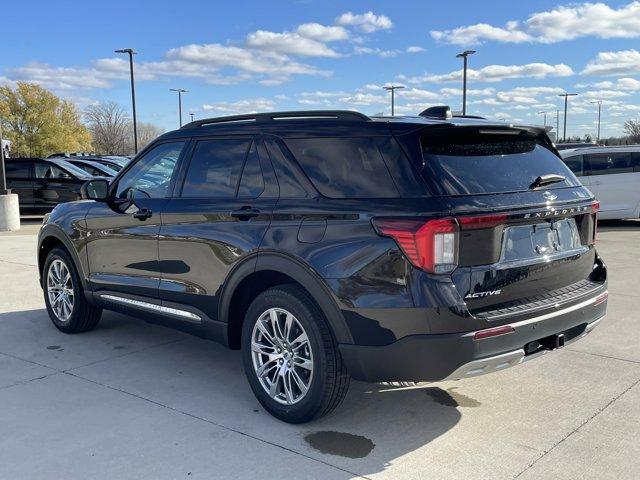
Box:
(339, 291, 607, 382)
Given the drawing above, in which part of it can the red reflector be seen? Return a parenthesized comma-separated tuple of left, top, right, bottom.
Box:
(473, 325, 515, 340)
(594, 291, 608, 306)
(458, 213, 508, 230)
(592, 200, 600, 212)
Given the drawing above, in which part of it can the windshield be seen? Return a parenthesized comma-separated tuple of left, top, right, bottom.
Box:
(52, 160, 95, 179)
(420, 134, 581, 196)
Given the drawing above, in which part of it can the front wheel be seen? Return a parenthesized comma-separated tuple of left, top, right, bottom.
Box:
(43, 247, 102, 333)
(241, 284, 350, 423)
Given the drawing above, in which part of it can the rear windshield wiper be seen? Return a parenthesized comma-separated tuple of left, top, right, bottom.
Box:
(529, 174, 566, 189)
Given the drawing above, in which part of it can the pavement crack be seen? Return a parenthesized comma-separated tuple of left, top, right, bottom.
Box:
(64, 371, 371, 479)
(0, 371, 61, 392)
(0, 258, 38, 268)
(512, 376, 640, 479)
(564, 348, 640, 365)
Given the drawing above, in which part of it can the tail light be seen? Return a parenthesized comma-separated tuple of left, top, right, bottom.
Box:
(372, 218, 459, 274)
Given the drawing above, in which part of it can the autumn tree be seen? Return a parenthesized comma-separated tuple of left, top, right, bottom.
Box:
(137, 122, 165, 150)
(84, 101, 132, 155)
(0, 82, 92, 157)
(623, 119, 640, 143)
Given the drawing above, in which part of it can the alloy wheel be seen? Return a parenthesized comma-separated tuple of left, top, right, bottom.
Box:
(251, 308, 314, 405)
(47, 259, 74, 322)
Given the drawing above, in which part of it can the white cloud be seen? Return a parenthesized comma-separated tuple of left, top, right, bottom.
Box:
(406, 46, 425, 53)
(6, 62, 115, 90)
(439, 87, 495, 97)
(354, 46, 400, 57)
(431, 1, 640, 45)
(431, 23, 532, 45)
(336, 11, 393, 33)
(202, 98, 277, 114)
(400, 88, 440, 101)
(582, 49, 640, 76)
(419, 63, 573, 83)
(246, 30, 340, 57)
(296, 23, 349, 42)
(338, 92, 388, 105)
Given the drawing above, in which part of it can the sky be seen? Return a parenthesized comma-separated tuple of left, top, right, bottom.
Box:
(2, 0, 640, 138)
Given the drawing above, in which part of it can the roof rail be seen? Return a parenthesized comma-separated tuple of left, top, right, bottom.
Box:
(181, 110, 370, 129)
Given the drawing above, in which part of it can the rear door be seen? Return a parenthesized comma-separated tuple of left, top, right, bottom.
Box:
(158, 135, 278, 322)
(584, 151, 638, 219)
(415, 127, 598, 316)
(4, 160, 34, 210)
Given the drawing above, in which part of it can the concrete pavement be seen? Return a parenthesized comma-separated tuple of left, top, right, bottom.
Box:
(0, 220, 638, 479)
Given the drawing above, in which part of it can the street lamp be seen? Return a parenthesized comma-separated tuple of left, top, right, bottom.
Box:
(538, 111, 547, 126)
(590, 100, 602, 142)
(383, 85, 404, 116)
(115, 48, 138, 154)
(558, 92, 578, 142)
(189, 112, 195, 122)
(456, 50, 476, 116)
(0, 123, 9, 195)
(170, 88, 188, 127)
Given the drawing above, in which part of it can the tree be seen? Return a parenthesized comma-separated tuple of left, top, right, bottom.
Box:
(623, 119, 640, 143)
(137, 122, 165, 150)
(0, 82, 92, 157)
(84, 101, 132, 155)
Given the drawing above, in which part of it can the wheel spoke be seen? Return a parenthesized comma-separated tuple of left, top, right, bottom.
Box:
(291, 331, 308, 347)
(294, 357, 313, 371)
(290, 368, 308, 396)
(255, 358, 278, 378)
(47, 260, 74, 322)
(251, 341, 277, 357)
(256, 321, 276, 346)
(269, 309, 284, 341)
(283, 313, 294, 342)
(283, 371, 295, 404)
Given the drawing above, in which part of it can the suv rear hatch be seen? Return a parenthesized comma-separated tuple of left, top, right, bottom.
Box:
(397, 124, 601, 319)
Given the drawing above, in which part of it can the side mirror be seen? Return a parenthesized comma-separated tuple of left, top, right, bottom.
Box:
(81, 179, 110, 201)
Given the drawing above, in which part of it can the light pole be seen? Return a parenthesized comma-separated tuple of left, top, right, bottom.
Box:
(558, 92, 577, 142)
(590, 100, 602, 142)
(538, 111, 547, 126)
(383, 85, 404, 116)
(115, 48, 138, 154)
(170, 88, 188, 127)
(556, 109, 560, 141)
(189, 112, 195, 122)
(456, 50, 476, 116)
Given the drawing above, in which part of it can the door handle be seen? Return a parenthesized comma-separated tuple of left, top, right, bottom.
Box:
(133, 208, 153, 221)
(231, 206, 260, 220)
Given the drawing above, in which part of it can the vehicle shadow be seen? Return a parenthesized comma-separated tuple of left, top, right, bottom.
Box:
(598, 219, 640, 232)
(0, 308, 463, 476)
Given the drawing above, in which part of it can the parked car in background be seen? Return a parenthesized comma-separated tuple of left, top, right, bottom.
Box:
(37, 109, 606, 423)
(4, 157, 103, 213)
(58, 158, 118, 177)
(560, 146, 640, 220)
(555, 141, 599, 151)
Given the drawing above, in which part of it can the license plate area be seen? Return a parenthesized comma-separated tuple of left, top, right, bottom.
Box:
(502, 218, 582, 263)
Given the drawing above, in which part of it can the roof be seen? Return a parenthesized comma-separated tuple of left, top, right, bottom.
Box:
(159, 109, 549, 140)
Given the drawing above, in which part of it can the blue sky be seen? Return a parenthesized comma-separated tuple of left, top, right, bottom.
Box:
(2, 0, 640, 138)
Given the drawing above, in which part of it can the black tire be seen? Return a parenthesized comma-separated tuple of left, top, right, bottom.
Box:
(43, 247, 102, 333)
(241, 284, 350, 423)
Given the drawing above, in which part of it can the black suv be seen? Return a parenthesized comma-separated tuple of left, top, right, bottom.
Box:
(37, 109, 607, 423)
(5, 157, 100, 213)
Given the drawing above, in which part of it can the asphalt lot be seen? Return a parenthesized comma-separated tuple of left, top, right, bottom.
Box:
(0, 219, 639, 480)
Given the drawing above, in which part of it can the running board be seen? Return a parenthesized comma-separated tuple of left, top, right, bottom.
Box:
(99, 294, 202, 322)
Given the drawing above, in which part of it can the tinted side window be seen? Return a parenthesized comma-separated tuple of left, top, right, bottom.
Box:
(631, 152, 640, 172)
(563, 155, 584, 176)
(238, 142, 264, 198)
(34, 163, 67, 179)
(5, 162, 31, 178)
(284, 137, 399, 198)
(181, 138, 251, 198)
(586, 152, 634, 175)
(116, 141, 185, 199)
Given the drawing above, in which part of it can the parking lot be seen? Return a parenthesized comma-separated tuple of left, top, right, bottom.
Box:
(0, 219, 638, 480)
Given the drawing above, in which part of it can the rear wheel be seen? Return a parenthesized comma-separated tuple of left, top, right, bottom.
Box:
(241, 284, 350, 423)
(43, 247, 102, 333)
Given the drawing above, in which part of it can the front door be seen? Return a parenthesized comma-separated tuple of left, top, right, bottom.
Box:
(158, 136, 278, 322)
(85, 141, 187, 301)
(32, 161, 83, 211)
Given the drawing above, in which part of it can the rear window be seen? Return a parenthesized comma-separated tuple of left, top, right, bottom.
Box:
(284, 137, 400, 198)
(420, 134, 580, 196)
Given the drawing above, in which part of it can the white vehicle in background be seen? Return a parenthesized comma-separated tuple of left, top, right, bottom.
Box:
(1, 139, 10, 158)
(560, 146, 640, 220)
